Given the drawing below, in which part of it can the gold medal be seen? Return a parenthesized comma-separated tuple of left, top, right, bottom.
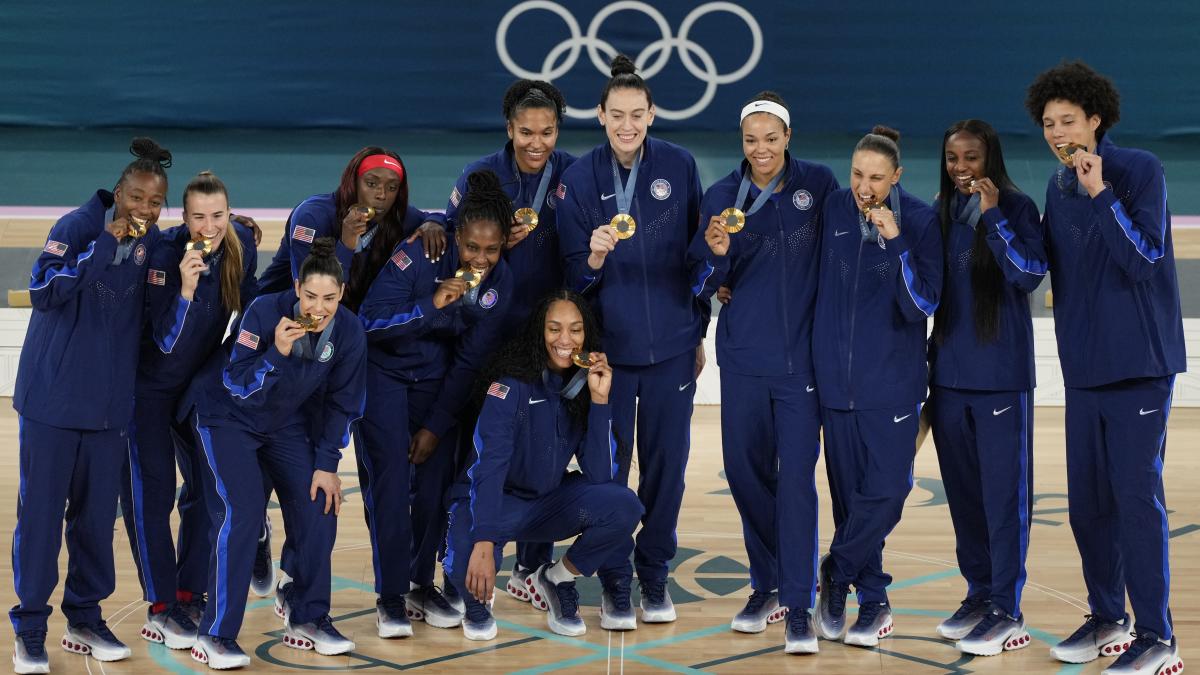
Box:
(514, 207, 539, 232)
(571, 351, 594, 369)
(350, 203, 377, 221)
(861, 200, 887, 216)
(720, 207, 746, 234)
(1055, 142, 1087, 167)
(128, 215, 149, 237)
(454, 266, 483, 289)
(610, 213, 636, 240)
(186, 237, 213, 256)
(294, 313, 321, 332)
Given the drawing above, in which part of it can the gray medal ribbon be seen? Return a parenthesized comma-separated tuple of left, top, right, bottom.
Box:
(356, 224, 378, 254)
(543, 368, 588, 401)
(954, 191, 983, 230)
(514, 156, 556, 213)
(859, 185, 902, 243)
(734, 166, 786, 216)
(609, 149, 642, 217)
(290, 301, 335, 361)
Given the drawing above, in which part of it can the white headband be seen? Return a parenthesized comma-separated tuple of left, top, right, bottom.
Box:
(740, 100, 790, 129)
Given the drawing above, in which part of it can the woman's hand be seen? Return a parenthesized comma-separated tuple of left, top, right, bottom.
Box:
(704, 215, 730, 256)
(1074, 151, 1105, 198)
(273, 316, 305, 357)
(309, 469, 343, 515)
(586, 352, 612, 404)
(588, 225, 618, 270)
(231, 213, 263, 245)
(179, 249, 206, 300)
(432, 278, 468, 309)
(409, 428, 440, 464)
(465, 541, 496, 604)
(407, 221, 448, 261)
(971, 177, 1001, 213)
(340, 209, 370, 250)
(869, 206, 900, 240)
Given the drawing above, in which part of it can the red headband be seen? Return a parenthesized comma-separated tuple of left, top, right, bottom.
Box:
(357, 154, 405, 180)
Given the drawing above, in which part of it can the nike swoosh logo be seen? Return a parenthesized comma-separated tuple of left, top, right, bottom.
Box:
(834, 230, 849, 237)
(893, 414, 911, 423)
(1139, 408, 1159, 416)
(993, 406, 1012, 416)
(601, 193, 616, 201)
(529, 398, 546, 405)
(806, 385, 815, 392)
(433, 277, 443, 283)
(679, 382, 692, 391)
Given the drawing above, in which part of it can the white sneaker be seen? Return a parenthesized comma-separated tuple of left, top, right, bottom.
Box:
(61, 621, 131, 661)
(191, 634, 251, 670)
(283, 616, 355, 656)
(140, 605, 198, 649)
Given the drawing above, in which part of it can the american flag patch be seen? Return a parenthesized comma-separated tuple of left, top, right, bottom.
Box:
(486, 382, 510, 400)
(43, 240, 68, 257)
(236, 329, 260, 350)
(391, 249, 412, 270)
(450, 187, 462, 207)
(555, 182, 566, 199)
(147, 268, 166, 286)
(292, 225, 316, 244)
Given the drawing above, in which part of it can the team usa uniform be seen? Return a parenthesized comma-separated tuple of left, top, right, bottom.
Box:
(356, 238, 513, 630)
(121, 223, 258, 648)
(189, 290, 366, 664)
(812, 185, 942, 646)
(443, 373, 642, 639)
(687, 154, 837, 648)
(1042, 136, 1185, 667)
(257, 193, 428, 293)
(558, 136, 704, 617)
(927, 189, 1046, 652)
(12, 190, 161, 663)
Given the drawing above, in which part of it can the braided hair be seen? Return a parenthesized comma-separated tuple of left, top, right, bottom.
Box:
(457, 170, 514, 241)
(116, 137, 172, 191)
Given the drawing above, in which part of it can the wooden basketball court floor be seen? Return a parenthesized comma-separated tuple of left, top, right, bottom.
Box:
(0, 404, 1194, 674)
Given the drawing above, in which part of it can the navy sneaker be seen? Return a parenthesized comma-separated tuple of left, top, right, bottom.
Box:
(600, 574, 636, 631)
(638, 578, 676, 623)
(1051, 614, 1133, 663)
(284, 615, 355, 656)
(785, 608, 818, 654)
(936, 596, 991, 640)
(13, 630, 48, 674)
(61, 620, 131, 661)
(376, 596, 413, 639)
(528, 564, 586, 637)
(1102, 633, 1182, 675)
(731, 590, 785, 633)
(814, 555, 850, 641)
(957, 607, 1031, 656)
(462, 600, 497, 641)
(191, 634, 250, 669)
(844, 602, 894, 648)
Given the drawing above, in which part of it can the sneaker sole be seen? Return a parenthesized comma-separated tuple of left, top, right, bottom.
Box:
(785, 636, 819, 654)
(845, 617, 893, 648)
(959, 629, 1032, 656)
(61, 635, 131, 662)
(639, 606, 677, 623)
(12, 656, 49, 675)
(937, 622, 979, 641)
(191, 645, 250, 670)
(423, 611, 464, 629)
(463, 624, 498, 641)
(1052, 632, 1134, 664)
(507, 577, 531, 602)
(377, 620, 413, 639)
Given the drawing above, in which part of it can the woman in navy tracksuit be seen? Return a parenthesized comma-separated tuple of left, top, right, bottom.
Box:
(1026, 62, 1185, 675)
(926, 120, 1047, 656)
(444, 290, 642, 641)
(687, 91, 837, 654)
(121, 172, 259, 652)
(419, 80, 578, 595)
(253, 147, 418, 599)
(811, 126, 943, 649)
(355, 170, 514, 637)
(188, 239, 366, 669)
(557, 54, 705, 626)
(257, 147, 426, 298)
(10, 138, 171, 672)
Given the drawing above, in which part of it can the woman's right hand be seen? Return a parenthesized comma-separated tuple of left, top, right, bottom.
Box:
(587, 224, 618, 270)
(273, 316, 306, 356)
(340, 209, 370, 250)
(716, 285, 732, 305)
(586, 352, 612, 404)
(465, 541, 496, 604)
(178, 249, 206, 301)
(704, 215, 730, 256)
(105, 215, 130, 240)
(407, 221, 448, 262)
(432, 278, 468, 309)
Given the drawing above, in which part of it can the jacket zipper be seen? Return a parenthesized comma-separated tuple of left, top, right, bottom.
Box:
(776, 201, 793, 375)
(846, 234, 864, 410)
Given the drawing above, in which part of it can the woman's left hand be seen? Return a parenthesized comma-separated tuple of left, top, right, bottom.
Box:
(869, 206, 900, 240)
(1074, 151, 1105, 197)
(407, 221, 448, 262)
(409, 428, 440, 464)
(465, 541, 496, 604)
(586, 352, 612, 404)
(231, 213, 263, 245)
(309, 469, 342, 515)
(971, 177, 1001, 213)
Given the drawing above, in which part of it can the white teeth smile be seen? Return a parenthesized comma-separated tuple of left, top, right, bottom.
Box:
(554, 347, 572, 358)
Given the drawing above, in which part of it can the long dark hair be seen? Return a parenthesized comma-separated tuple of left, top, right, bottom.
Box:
(339, 147, 410, 311)
(476, 290, 602, 425)
(933, 119, 1019, 346)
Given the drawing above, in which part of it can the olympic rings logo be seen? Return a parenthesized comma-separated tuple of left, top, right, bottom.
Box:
(496, 1, 763, 121)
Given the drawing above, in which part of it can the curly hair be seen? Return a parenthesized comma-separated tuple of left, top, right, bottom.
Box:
(1025, 60, 1121, 137)
(475, 290, 602, 425)
(502, 79, 566, 122)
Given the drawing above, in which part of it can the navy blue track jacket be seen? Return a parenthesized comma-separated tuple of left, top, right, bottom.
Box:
(15, 190, 162, 430)
(813, 186, 943, 410)
(557, 137, 706, 366)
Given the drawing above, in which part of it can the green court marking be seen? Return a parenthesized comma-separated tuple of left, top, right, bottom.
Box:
(887, 568, 960, 590)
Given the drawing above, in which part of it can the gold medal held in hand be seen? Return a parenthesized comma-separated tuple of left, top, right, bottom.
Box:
(295, 313, 321, 332)
(720, 207, 746, 234)
(514, 207, 539, 232)
(571, 351, 594, 369)
(861, 200, 887, 216)
(350, 203, 376, 221)
(1055, 142, 1087, 167)
(186, 237, 213, 256)
(610, 213, 636, 240)
(454, 266, 483, 289)
(127, 215, 149, 237)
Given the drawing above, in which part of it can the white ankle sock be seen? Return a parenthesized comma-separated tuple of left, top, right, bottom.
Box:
(546, 560, 577, 585)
